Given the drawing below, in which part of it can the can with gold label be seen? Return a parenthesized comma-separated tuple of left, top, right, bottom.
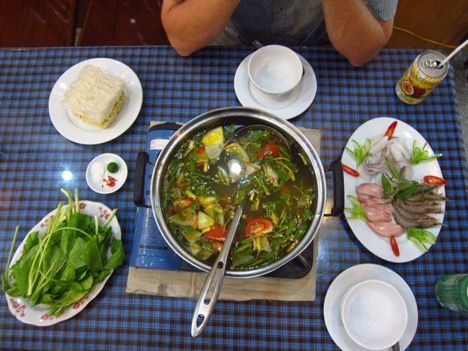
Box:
(396, 50, 448, 104)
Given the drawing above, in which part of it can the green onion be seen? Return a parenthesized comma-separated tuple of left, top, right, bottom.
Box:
(346, 139, 371, 166)
(410, 141, 442, 165)
(345, 195, 366, 221)
(407, 227, 437, 252)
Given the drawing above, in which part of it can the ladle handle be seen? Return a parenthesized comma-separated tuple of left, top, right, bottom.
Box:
(191, 206, 244, 337)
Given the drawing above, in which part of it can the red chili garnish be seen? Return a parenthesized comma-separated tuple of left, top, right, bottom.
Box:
(384, 121, 398, 138)
(342, 164, 360, 177)
(104, 175, 117, 187)
(390, 236, 400, 257)
(423, 175, 447, 185)
(256, 144, 280, 159)
(197, 146, 206, 153)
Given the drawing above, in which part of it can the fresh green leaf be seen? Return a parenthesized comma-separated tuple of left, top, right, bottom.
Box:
(94, 269, 111, 284)
(79, 274, 93, 290)
(386, 159, 401, 180)
(381, 173, 393, 198)
(10, 245, 39, 296)
(86, 238, 103, 275)
(68, 238, 88, 269)
(395, 179, 420, 200)
(104, 239, 125, 270)
(48, 289, 88, 316)
(59, 263, 76, 282)
(23, 231, 39, 255)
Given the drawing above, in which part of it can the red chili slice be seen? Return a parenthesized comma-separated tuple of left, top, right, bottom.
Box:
(390, 236, 400, 257)
(104, 175, 117, 187)
(342, 164, 360, 177)
(244, 218, 274, 237)
(384, 121, 398, 138)
(423, 175, 447, 185)
(256, 144, 280, 159)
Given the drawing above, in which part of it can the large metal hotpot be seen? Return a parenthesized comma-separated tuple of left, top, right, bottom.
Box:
(150, 107, 326, 278)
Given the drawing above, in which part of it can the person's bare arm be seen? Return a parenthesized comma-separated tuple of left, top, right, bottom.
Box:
(322, 0, 394, 66)
(161, 0, 240, 56)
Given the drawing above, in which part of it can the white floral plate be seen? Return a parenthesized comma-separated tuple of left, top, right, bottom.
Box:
(4, 201, 121, 326)
(341, 117, 445, 263)
(49, 58, 143, 145)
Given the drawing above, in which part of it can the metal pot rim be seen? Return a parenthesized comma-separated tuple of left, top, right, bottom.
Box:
(150, 106, 326, 278)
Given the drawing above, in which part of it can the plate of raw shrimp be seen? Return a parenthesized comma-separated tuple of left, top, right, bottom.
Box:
(341, 117, 446, 263)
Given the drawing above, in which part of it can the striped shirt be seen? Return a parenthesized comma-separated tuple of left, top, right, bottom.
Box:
(213, 0, 398, 46)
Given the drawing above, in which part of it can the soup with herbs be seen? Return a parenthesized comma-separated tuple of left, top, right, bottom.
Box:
(161, 125, 316, 271)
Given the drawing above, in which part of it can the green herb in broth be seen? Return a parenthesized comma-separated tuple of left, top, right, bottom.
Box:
(161, 125, 316, 270)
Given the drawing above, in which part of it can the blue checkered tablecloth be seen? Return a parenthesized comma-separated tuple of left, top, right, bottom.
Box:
(0, 46, 467, 350)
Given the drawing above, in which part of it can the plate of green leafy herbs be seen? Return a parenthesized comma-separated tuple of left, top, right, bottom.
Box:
(2, 189, 125, 326)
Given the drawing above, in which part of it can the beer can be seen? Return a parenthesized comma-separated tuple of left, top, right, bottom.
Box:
(396, 50, 448, 104)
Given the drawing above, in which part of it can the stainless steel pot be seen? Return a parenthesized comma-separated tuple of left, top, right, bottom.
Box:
(150, 106, 326, 278)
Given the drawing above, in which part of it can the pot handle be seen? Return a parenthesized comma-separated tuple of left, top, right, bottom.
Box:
(134, 151, 151, 208)
(328, 159, 344, 216)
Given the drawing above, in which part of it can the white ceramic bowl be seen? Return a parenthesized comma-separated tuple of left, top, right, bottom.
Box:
(247, 45, 303, 95)
(340, 279, 408, 350)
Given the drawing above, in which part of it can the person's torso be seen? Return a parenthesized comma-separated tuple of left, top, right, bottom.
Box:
(228, 0, 326, 46)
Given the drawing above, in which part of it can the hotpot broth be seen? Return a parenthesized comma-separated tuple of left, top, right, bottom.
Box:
(161, 123, 318, 271)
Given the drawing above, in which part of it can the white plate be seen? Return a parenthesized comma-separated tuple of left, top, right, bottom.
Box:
(341, 117, 445, 263)
(86, 153, 128, 194)
(234, 53, 317, 120)
(49, 58, 143, 145)
(5, 201, 121, 326)
(324, 264, 418, 351)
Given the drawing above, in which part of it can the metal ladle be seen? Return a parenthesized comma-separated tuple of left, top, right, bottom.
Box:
(191, 205, 244, 337)
(191, 124, 293, 337)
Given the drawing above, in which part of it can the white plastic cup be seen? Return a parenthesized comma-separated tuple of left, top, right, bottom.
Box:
(340, 279, 408, 350)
